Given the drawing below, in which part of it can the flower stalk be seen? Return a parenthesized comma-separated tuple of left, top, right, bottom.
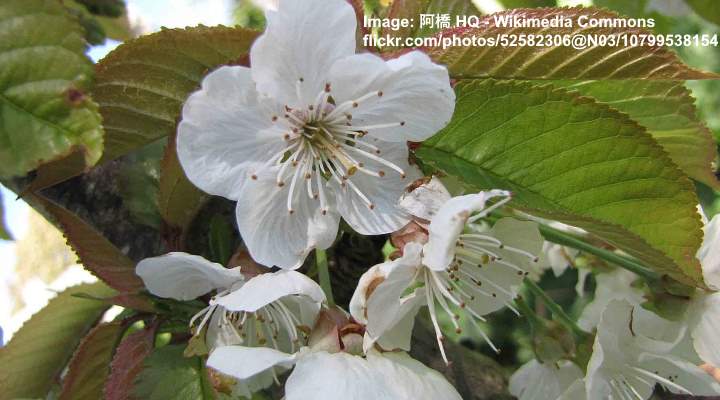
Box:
(523, 278, 587, 339)
(316, 249, 335, 307)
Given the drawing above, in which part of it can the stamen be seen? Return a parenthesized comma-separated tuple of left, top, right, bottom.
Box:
(631, 367, 692, 395)
(424, 269, 449, 365)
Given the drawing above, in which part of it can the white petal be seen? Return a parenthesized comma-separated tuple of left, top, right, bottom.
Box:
(557, 379, 587, 400)
(331, 139, 421, 235)
(367, 351, 463, 400)
(177, 66, 287, 200)
(509, 359, 583, 400)
(135, 252, 242, 301)
(423, 190, 511, 271)
(374, 289, 425, 352)
(285, 352, 389, 400)
(691, 292, 720, 368)
(398, 176, 451, 221)
(365, 243, 425, 345)
(577, 269, 644, 332)
(250, 0, 356, 106)
(218, 270, 325, 312)
(638, 352, 720, 395)
(235, 171, 340, 269)
(699, 214, 720, 290)
(328, 51, 455, 142)
(207, 346, 296, 380)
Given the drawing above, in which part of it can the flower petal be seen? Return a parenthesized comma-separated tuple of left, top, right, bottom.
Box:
(699, 214, 720, 290)
(135, 252, 241, 300)
(328, 51, 455, 142)
(577, 269, 644, 332)
(638, 353, 720, 396)
(691, 292, 720, 368)
(398, 176, 451, 222)
(364, 243, 425, 345)
(177, 66, 287, 200)
(331, 139, 420, 235)
(367, 351, 463, 400)
(509, 359, 583, 400)
(218, 270, 325, 312)
(423, 190, 511, 271)
(285, 351, 387, 400)
(207, 346, 296, 380)
(235, 170, 340, 269)
(250, 0, 356, 106)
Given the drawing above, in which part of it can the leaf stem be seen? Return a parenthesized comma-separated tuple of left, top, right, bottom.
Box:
(524, 278, 587, 338)
(537, 223, 661, 282)
(316, 249, 335, 307)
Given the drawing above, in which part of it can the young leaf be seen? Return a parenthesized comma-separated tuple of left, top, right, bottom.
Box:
(27, 193, 144, 292)
(133, 345, 217, 400)
(0, 282, 115, 399)
(105, 324, 157, 400)
(416, 80, 704, 286)
(0, 0, 104, 178)
(552, 80, 719, 189)
(59, 322, 126, 400)
(424, 7, 718, 80)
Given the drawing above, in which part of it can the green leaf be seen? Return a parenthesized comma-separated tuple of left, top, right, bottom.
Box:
(0, 0, 104, 178)
(118, 140, 164, 229)
(72, 0, 125, 18)
(0, 282, 115, 400)
(157, 133, 207, 239)
(0, 190, 12, 241)
(133, 345, 217, 400)
(27, 192, 145, 292)
(94, 26, 259, 164)
(686, 0, 720, 26)
(59, 322, 126, 400)
(105, 324, 157, 400)
(552, 80, 719, 188)
(424, 7, 718, 80)
(416, 80, 704, 286)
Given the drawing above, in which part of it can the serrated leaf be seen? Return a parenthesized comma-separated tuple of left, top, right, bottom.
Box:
(59, 322, 126, 400)
(157, 133, 207, 240)
(95, 26, 259, 163)
(105, 324, 157, 400)
(424, 7, 718, 80)
(0, 0, 104, 178)
(382, 0, 479, 43)
(133, 345, 216, 400)
(416, 80, 703, 286)
(0, 282, 115, 400)
(552, 80, 719, 188)
(28, 26, 259, 191)
(27, 193, 144, 292)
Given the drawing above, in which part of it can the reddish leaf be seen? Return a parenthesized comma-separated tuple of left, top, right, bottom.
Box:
(59, 322, 126, 400)
(104, 324, 157, 400)
(27, 192, 144, 292)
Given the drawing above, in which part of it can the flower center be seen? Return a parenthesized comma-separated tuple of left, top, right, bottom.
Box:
(252, 79, 409, 215)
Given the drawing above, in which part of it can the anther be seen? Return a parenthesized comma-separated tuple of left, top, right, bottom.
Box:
(400, 121, 406, 126)
(377, 90, 383, 97)
(352, 102, 358, 108)
(378, 170, 385, 177)
(324, 83, 331, 92)
(272, 116, 278, 122)
(251, 174, 258, 180)
(277, 181, 285, 187)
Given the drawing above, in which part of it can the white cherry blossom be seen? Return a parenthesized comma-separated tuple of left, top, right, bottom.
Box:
(176, 0, 454, 269)
(351, 188, 543, 363)
(509, 359, 583, 400)
(136, 252, 325, 354)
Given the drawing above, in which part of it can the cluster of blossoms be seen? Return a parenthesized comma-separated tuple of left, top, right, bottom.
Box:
(131, 0, 720, 398)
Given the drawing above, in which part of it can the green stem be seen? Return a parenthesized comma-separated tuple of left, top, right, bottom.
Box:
(538, 223, 661, 282)
(316, 249, 335, 307)
(524, 278, 587, 338)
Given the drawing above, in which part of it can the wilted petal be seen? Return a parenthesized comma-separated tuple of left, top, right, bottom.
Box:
(236, 171, 340, 269)
(328, 51, 455, 142)
(207, 346, 296, 380)
(136, 252, 241, 301)
(218, 270, 325, 313)
(398, 176, 452, 222)
(250, 0, 356, 106)
(177, 66, 287, 200)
